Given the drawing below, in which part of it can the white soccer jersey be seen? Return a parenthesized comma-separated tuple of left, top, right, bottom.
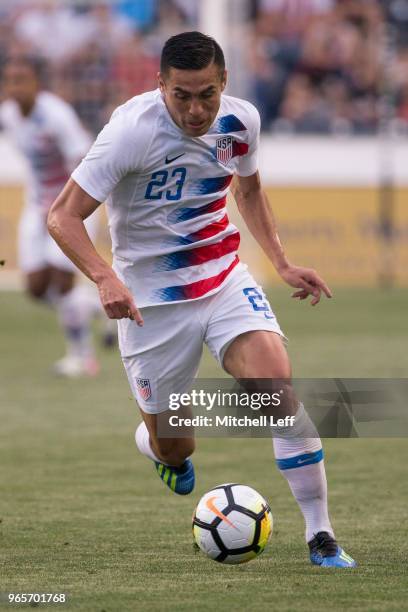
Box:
(0, 91, 91, 213)
(72, 89, 260, 307)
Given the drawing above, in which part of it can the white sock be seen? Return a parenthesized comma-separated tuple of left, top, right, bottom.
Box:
(43, 286, 59, 308)
(67, 283, 104, 318)
(273, 403, 334, 543)
(135, 421, 161, 463)
(56, 285, 96, 359)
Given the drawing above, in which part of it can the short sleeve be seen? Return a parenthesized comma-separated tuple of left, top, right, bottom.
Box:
(51, 103, 92, 166)
(71, 112, 140, 203)
(236, 103, 261, 178)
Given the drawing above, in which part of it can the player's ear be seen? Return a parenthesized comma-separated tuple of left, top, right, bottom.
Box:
(220, 70, 227, 91)
(157, 72, 165, 93)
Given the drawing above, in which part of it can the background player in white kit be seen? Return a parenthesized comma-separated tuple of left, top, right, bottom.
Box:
(48, 32, 356, 567)
(0, 56, 111, 377)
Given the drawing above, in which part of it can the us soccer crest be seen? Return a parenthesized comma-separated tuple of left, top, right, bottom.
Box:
(216, 136, 233, 166)
(135, 378, 151, 401)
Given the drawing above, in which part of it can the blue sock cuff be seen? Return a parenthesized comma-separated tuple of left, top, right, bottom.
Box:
(276, 448, 323, 471)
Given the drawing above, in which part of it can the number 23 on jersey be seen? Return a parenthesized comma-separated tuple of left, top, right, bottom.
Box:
(145, 167, 186, 201)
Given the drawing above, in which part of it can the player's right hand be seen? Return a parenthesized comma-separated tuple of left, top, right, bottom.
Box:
(97, 274, 143, 326)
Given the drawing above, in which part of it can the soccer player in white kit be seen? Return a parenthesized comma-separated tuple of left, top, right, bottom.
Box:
(0, 56, 107, 376)
(48, 32, 356, 567)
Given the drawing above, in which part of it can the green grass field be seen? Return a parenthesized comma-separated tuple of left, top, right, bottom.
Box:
(1, 288, 407, 611)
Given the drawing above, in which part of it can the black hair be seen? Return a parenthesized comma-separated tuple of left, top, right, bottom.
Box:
(1, 55, 47, 86)
(160, 31, 225, 76)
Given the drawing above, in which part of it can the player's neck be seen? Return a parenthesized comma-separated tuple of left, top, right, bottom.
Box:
(18, 97, 37, 117)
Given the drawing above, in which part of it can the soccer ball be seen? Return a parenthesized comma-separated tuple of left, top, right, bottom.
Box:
(192, 483, 273, 564)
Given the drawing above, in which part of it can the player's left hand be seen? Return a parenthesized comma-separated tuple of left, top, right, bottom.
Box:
(278, 264, 332, 306)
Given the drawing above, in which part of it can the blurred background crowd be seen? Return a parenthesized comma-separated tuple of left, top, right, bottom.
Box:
(0, 0, 408, 135)
(250, 0, 408, 134)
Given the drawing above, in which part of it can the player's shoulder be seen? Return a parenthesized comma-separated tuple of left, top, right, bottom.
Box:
(110, 89, 161, 128)
(219, 94, 261, 132)
(101, 89, 160, 151)
(36, 91, 74, 114)
(35, 91, 80, 128)
(90, 90, 159, 156)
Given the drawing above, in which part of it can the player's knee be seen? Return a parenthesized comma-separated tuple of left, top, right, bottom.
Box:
(268, 359, 291, 380)
(26, 280, 47, 300)
(50, 269, 75, 295)
(226, 355, 291, 380)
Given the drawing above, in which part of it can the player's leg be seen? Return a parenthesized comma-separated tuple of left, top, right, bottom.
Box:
(223, 333, 331, 521)
(119, 300, 203, 495)
(205, 267, 356, 567)
(24, 264, 100, 376)
(224, 333, 355, 566)
(19, 204, 101, 375)
(19, 205, 53, 301)
(138, 408, 195, 466)
(25, 268, 52, 300)
(49, 267, 99, 376)
(135, 408, 196, 495)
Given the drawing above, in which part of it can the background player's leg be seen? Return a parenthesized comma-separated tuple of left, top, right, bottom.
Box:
(25, 267, 99, 375)
(50, 268, 99, 376)
(25, 268, 52, 300)
(223, 330, 334, 542)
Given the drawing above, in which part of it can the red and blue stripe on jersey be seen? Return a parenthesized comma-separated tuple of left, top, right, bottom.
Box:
(153, 256, 240, 302)
(155, 232, 240, 272)
(167, 192, 228, 224)
(164, 214, 229, 246)
(152, 114, 249, 303)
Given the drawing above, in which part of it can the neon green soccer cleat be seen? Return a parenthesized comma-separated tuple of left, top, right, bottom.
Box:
(154, 459, 195, 495)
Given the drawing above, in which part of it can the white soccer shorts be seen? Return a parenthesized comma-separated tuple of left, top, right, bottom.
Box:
(18, 204, 99, 274)
(118, 263, 286, 414)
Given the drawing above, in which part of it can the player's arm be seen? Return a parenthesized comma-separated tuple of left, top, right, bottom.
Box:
(47, 178, 143, 324)
(231, 171, 332, 305)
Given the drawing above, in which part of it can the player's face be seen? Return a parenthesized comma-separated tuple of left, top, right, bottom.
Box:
(3, 63, 39, 113)
(158, 62, 227, 137)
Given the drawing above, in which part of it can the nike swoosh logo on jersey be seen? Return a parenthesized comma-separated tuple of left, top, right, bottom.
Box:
(297, 458, 311, 465)
(165, 152, 185, 164)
